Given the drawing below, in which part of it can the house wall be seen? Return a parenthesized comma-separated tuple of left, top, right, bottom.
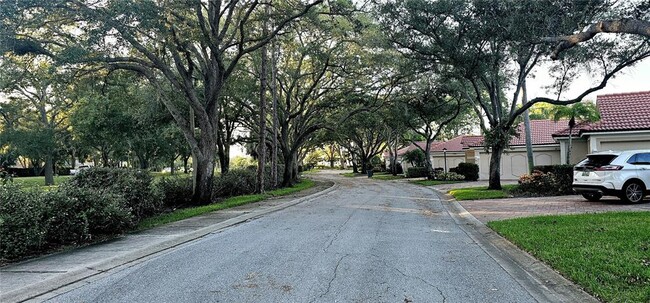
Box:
(431, 153, 465, 171)
(476, 145, 562, 180)
(558, 139, 589, 164)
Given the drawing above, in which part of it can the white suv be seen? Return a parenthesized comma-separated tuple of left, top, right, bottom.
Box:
(572, 150, 650, 203)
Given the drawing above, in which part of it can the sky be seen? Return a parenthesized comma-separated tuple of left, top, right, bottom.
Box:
(525, 57, 650, 102)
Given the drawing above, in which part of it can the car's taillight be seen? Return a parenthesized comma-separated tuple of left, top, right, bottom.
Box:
(595, 165, 623, 171)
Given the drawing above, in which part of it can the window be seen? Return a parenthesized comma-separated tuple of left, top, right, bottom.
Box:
(628, 153, 650, 165)
(577, 155, 618, 168)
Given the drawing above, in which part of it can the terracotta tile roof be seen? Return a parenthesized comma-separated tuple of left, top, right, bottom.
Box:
(511, 120, 570, 145)
(430, 135, 468, 152)
(553, 91, 650, 137)
(460, 135, 484, 147)
(468, 120, 568, 147)
(389, 135, 483, 156)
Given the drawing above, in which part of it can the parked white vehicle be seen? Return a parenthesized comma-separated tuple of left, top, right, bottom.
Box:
(572, 150, 650, 203)
(70, 165, 90, 175)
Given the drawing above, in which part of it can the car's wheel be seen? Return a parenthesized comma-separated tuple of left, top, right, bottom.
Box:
(581, 193, 602, 202)
(621, 181, 645, 203)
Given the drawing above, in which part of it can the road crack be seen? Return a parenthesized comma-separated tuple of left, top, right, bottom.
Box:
(372, 255, 447, 303)
(323, 209, 355, 252)
(309, 254, 349, 303)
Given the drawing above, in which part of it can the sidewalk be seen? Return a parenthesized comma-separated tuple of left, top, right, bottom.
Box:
(428, 181, 650, 223)
(0, 182, 336, 303)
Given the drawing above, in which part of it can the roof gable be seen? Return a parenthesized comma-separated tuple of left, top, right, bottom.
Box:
(553, 91, 650, 137)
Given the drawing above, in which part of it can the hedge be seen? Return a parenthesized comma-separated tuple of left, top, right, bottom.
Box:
(532, 164, 574, 195)
(450, 163, 479, 181)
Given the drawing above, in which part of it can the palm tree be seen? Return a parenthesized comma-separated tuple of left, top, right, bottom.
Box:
(546, 102, 600, 164)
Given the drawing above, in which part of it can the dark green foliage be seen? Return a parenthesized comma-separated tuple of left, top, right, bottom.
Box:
(42, 185, 134, 244)
(0, 183, 133, 261)
(70, 168, 162, 219)
(155, 177, 193, 208)
(402, 149, 426, 167)
(533, 165, 574, 195)
(406, 167, 429, 178)
(450, 162, 480, 181)
(388, 163, 403, 174)
(212, 168, 257, 198)
(0, 184, 47, 260)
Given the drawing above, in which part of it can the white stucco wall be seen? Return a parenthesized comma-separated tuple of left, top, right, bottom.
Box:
(476, 145, 562, 180)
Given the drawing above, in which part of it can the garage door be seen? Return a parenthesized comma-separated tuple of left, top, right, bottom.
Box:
(600, 141, 650, 151)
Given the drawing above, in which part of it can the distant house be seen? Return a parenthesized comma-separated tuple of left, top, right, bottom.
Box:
(465, 120, 568, 180)
(385, 90, 650, 180)
(384, 135, 482, 171)
(552, 91, 650, 164)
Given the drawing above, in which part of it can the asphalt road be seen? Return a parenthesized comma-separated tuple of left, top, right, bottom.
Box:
(46, 172, 540, 303)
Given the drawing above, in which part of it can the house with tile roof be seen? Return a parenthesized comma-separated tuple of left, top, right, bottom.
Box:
(384, 90, 650, 179)
(384, 135, 482, 172)
(466, 120, 569, 180)
(552, 91, 650, 164)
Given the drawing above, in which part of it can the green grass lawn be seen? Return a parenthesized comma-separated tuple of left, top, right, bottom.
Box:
(372, 173, 404, 180)
(11, 175, 72, 188)
(136, 179, 316, 231)
(448, 184, 519, 200)
(411, 180, 464, 186)
(341, 172, 365, 177)
(489, 212, 650, 303)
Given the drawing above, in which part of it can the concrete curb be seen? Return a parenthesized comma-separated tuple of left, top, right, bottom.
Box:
(2, 183, 339, 303)
(435, 191, 599, 303)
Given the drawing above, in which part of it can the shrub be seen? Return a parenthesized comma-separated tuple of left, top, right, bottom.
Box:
(70, 168, 162, 220)
(155, 176, 193, 208)
(212, 168, 257, 198)
(0, 184, 47, 260)
(388, 162, 403, 174)
(406, 167, 429, 178)
(450, 162, 479, 181)
(437, 172, 465, 181)
(402, 149, 426, 167)
(42, 185, 133, 244)
(533, 165, 574, 195)
(518, 170, 560, 196)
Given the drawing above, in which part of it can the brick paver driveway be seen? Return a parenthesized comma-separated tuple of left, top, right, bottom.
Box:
(430, 181, 650, 223)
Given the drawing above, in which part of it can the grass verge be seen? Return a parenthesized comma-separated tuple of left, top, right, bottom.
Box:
(11, 175, 72, 188)
(411, 180, 464, 186)
(372, 174, 404, 180)
(448, 184, 519, 200)
(136, 179, 316, 231)
(342, 172, 365, 177)
(489, 212, 650, 303)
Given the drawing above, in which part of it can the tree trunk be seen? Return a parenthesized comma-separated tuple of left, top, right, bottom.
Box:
(192, 147, 216, 204)
(271, 38, 279, 188)
(424, 142, 434, 180)
(183, 155, 189, 174)
(487, 142, 506, 190)
(257, 42, 268, 193)
(329, 160, 334, 168)
(217, 142, 231, 174)
(170, 158, 176, 175)
(281, 152, 297, 187)
(390, 136, 398, 176)
(44, 153, 54, 185)
(522, 79, 535, 173)
(567, 126, 573, 165)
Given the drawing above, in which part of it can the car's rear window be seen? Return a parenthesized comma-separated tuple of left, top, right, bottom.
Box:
(577, 155, 618, 168)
